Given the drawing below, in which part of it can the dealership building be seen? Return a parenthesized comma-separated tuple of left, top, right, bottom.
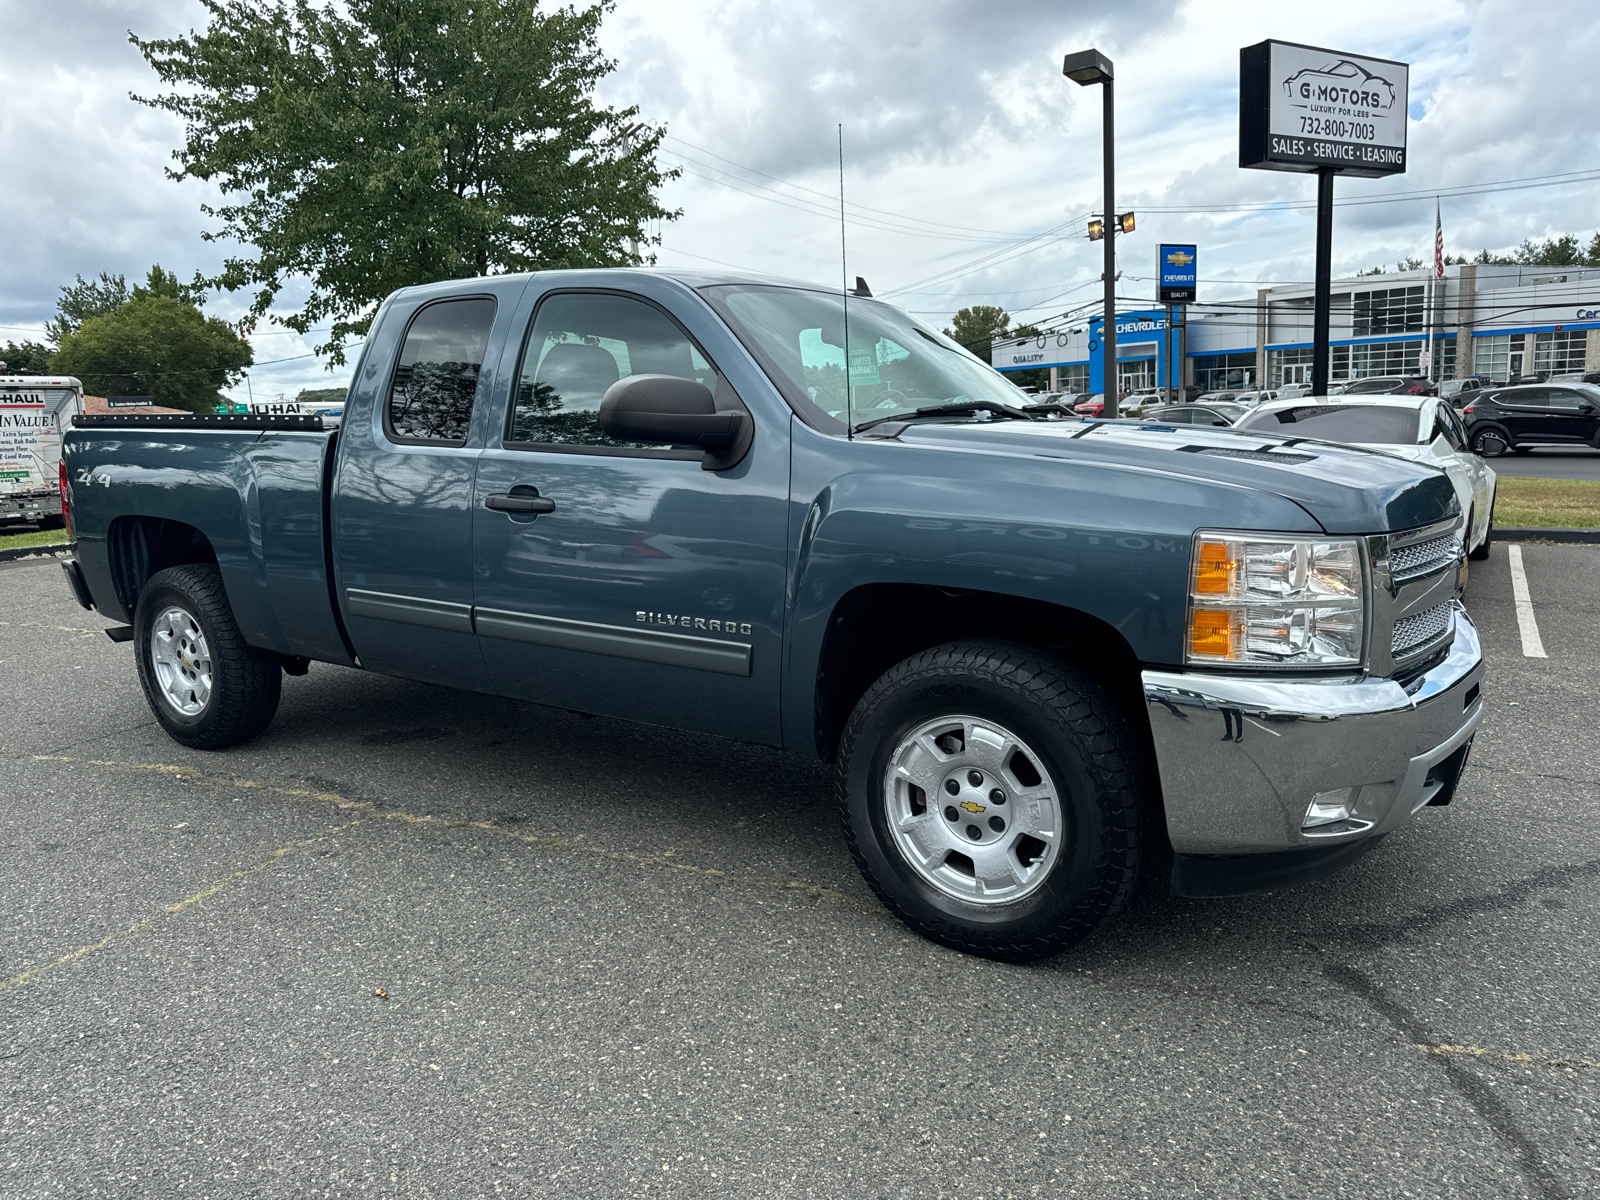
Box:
(991, 263, 1600, 392)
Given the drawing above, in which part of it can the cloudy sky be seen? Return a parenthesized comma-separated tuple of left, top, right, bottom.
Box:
(2, 0, 1597, 400)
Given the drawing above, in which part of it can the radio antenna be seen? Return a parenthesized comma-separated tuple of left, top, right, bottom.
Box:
(839, 123, 852, 440)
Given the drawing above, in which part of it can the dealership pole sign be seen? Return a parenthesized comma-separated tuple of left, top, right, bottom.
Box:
(1240, 39, 1409, 396)
(1239, 41, 1408, 178)
(1158, 244, 1197, 304)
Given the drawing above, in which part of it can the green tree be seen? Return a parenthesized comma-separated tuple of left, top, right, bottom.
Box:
(132, 0, 679, 364)
(943, 305, 1012, 362)
(50, 296, 253, 411)
(1, 340, 53, 374)
(44, 271, 129, 347)
(295, 386, 348, 405)
(133, 264, 209, 306)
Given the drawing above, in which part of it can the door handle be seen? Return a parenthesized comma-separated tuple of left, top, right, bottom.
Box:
(485, 492, 556, 514)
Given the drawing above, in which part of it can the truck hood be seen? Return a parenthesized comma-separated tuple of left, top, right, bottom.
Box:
(891, 419, 1458, 534)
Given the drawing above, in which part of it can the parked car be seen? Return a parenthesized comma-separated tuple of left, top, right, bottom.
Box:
(1230, 389, 1278, 407)
(1193, 390, 1238, 405)
(1276, 383, 1314, 399)
(1237, 396, 1495, 560)
(1340, 375, 1436, 397)
(1073, 393, 1107, 416)
(1461, 382, 1600, 456)
(1441, 377, 1484, 406)
(1141, 403, 1250, 427)
(1550, 371, 1600, 386)
(60, 266, 1483, 962)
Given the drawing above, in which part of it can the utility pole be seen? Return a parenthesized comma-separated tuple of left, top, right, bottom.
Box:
(1064, 50, 1118, 416)
(619, 122, 646, 264)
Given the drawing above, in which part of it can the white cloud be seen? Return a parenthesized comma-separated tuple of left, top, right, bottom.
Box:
(2, 0, 1597, 393)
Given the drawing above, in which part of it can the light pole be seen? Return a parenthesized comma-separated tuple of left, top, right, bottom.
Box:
(1064, 48, 1116, 417)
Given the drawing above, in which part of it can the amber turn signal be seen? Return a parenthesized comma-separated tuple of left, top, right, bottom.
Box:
(1194, 540, 1235, 595)
(1188, 609, 1235, 657)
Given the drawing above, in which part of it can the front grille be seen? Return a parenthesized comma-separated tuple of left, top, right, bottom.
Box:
(1392, 602, 1454, 657)
(1389, 534, 1460, 582)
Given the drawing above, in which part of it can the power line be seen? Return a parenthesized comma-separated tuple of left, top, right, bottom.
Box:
(662, 134, 1036, 238)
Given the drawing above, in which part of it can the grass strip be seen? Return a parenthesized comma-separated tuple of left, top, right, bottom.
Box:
(0, 527, 72, 551)
(1494, 476, 1600, 530)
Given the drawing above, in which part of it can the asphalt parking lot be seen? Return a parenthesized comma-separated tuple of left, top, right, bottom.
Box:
(1490, 445, 1600, 481)
(2, 547, 1598, 1199)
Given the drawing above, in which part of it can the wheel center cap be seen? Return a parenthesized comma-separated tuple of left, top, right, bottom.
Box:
(941, 772, 1007, 845)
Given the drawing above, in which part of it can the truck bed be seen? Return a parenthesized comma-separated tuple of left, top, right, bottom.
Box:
(64, 415, 355, 667)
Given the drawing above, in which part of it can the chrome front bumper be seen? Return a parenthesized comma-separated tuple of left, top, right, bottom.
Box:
(1142, 603, 1485, 858)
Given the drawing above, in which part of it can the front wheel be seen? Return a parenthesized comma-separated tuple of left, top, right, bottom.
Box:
(1468, 497, 1494, 562)
(836, 640, 1147, 962)
(134, 563, 282, 749)
(1472, 427, 1509, 457)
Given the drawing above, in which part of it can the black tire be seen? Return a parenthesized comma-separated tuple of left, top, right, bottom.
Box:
(836, 640, 1147, 962)
(1468, 497, 1494, 561)
(133, 563, 282, 749)
(1511, 445, 1533, 455)
(1472, 426, 1510, 457)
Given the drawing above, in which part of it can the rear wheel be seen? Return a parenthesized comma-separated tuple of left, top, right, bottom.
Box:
(836, 640, 1146, 962)
(134, 564, 282, 749)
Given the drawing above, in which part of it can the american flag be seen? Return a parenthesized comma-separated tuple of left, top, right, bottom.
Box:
(1434, 202, 1445, 279)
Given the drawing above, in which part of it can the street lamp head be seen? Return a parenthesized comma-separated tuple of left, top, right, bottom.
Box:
(1062, 48, 1113, 85)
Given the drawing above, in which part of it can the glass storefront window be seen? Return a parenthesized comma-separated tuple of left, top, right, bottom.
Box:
(1534, 330, 1586, 375)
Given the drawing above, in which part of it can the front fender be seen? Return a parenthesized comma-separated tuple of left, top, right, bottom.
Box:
(780, 425, 1323, 752)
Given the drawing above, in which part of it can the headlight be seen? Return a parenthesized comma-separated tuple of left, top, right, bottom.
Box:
(1185, 532, 1366, 667)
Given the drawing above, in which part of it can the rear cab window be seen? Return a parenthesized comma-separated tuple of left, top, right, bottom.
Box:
(386, 298, 498, 445)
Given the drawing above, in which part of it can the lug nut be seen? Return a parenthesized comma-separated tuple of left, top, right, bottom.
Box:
(944, 806, 959, 823)
(965, 824, 981, 841)
(945, 779, 960, 796)
(967, 770, 983, 787)
(990, 789, 1006, 805)
(989, 816, 1005, 833)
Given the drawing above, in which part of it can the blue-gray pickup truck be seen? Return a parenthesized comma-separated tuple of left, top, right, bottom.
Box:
(59, 269, 1485, 960)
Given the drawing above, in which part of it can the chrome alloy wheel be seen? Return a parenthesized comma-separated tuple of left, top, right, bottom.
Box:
(150, 605, 213, 716)
(883, 715, 1064, 905)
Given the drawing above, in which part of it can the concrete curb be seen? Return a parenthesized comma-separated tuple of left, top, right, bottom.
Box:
(0, 542, 72, 564)
(1499, 527, 1600, 544)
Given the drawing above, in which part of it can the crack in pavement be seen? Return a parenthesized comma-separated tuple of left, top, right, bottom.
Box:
(1330, 854, 1600, 953)
(1324, 964, 1571, 1200)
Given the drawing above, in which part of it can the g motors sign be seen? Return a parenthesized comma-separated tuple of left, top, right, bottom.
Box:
(1240, 40, 1408, 177)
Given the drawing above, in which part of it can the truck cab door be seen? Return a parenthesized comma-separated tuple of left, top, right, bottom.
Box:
(471, 284, 790, 744)
(332, 292, 508, 690)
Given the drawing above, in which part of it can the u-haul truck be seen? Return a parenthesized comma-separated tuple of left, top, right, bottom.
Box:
(1, 376, 84, 527)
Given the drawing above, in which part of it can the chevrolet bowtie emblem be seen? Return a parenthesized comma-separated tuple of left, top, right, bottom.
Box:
(1166, 250, 1194, 267)
(958, 801, 986, 814)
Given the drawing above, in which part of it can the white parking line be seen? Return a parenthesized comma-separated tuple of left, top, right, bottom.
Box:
(1507, 544, 1548, 659)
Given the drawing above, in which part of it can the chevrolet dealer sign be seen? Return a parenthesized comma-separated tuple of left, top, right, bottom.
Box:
(1240, 40, 1408, 177)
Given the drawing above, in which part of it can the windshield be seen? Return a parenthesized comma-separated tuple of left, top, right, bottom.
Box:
(1237, 404, 1422, 444)
(704, 286, 1028, 432)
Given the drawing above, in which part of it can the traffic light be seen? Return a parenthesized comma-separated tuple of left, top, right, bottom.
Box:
(1088, 218, 1104, 241)
(1119, 211, 1135, 234)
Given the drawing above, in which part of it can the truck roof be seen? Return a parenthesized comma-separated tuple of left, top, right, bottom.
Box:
(1, 376, 82, 388)
(389, 266, 833, 304)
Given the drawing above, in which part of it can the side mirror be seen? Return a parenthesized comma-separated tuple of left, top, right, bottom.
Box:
(598, 374, 750, 469)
